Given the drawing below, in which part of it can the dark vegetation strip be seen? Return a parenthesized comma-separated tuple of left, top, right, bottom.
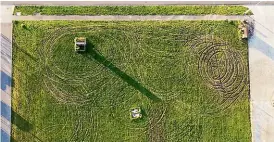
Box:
(14, 5, 252, 16)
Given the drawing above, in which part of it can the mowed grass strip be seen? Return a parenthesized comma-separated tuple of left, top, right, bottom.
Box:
(12, 20, 251, 142)
(13, 5, 252, 16)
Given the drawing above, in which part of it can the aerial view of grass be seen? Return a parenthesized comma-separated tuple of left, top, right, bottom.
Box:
(12, 20, 251, 142)
(13, 5, 252, 16)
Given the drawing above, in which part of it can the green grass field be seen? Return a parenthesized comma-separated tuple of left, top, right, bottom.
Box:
(12, 20, 251, 142)
(14, 5, 252, 16)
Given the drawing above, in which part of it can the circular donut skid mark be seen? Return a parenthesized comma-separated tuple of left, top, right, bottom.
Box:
(192, 35, 248, 114)
(38, 26, 134, 106)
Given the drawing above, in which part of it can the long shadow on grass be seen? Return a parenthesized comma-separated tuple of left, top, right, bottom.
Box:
(11, 109, 33, 132)
(83, 40, 161, 102)
(13, 39, 38, 62)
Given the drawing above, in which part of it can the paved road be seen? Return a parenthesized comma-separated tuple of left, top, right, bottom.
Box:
(247, 5, 274, 142)
(0, 5, 13, 142)
(2, 1, 274, 6)
(13, 15, 248, 21)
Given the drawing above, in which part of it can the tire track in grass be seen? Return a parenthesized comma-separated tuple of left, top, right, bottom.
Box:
(190, 35, 248, 114)
(16, 22, 249, 141)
